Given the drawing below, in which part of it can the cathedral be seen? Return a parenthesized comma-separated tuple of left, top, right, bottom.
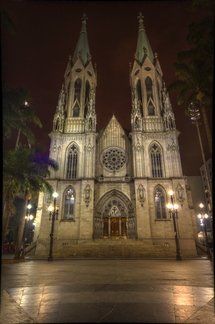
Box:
(34, 13, 198, 255)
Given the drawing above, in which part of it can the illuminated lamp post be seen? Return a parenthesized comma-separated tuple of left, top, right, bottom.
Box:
(198, 203, 211, 260)
(48, 192, 59, 261)
(190, 104, 213, 217)
(167, 190, 182, 261)
(21, 203, 33, 259)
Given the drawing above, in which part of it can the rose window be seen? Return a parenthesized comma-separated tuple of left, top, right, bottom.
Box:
(101, 147, 126, 171)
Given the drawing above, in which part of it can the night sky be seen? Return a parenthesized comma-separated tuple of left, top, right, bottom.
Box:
(2, 1, 212, 176)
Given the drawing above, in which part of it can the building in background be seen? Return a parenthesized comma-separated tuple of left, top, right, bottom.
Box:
(186, 176, 207, 233)
(33, 13, 198, 256)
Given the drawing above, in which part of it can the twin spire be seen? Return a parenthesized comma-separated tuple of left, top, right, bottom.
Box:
(72, 12, 154, 68)
(135, 12, 154, 65)
(72, 13, 91, 67)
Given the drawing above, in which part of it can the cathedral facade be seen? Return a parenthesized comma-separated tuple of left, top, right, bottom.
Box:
(34, 13, 198, 255)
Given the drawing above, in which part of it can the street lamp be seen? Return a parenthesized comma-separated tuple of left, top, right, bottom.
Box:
(21, 203, 34, 258)
(48, 192, 59, 261)
(198, 203, 211, 260)
(167, 190, 182, 261)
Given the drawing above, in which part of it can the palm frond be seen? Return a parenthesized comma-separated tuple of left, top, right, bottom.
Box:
(185, 92, 198, 114)
(177, 86, 194, 105)
(166, 80, 187, 93)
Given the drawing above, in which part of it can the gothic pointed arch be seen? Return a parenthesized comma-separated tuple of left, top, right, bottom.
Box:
(62, 186, 76, 220)
(84, 80, 90, 117)
(136, 79, 143, 110)
(66, 81, 70, 112)
(149, 141, 164, 178)
(154, 185, 167, 219)
(65, 142, 79, 179)
(145, 76, 155, 115)
(73, 78, 82, 104)
(73, 101, 80, 117)
(94, 189, 136, 239)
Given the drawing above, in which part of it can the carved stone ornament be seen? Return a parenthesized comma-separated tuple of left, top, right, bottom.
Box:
(176, 183, 185, 206)
(137, 184, 146, 206)
(84, 184, 91, 207)
(167, 141, 179, 151)
(85, 139, 94, 152)
(133, 141, 143, 152)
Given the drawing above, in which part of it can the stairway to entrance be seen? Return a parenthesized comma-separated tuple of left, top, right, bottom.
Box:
(31, 239, 200, 259)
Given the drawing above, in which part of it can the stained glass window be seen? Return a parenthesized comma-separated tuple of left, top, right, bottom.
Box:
(102, 148, 126, 171)
(64, 188, 75, 220)
(151, 144, 163, 178)
(66, 144, 78, 179)
(155, 187, 166, 219)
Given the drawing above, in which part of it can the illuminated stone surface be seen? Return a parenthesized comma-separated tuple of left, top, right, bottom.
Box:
(32, 14, 198, 257)
(1, 259, 214, 323)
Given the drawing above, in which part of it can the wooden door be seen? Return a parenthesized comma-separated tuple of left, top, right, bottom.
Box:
(103, 218, 108, 238)
(111, 218, 119, 238)
(121, 217, 127, 238)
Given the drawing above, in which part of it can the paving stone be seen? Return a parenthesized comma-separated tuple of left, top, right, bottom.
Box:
(1, 260, 214, 323)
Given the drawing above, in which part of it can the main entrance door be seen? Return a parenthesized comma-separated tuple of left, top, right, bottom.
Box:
(103, 218, 108, 238)
(111, 218, 119, 238)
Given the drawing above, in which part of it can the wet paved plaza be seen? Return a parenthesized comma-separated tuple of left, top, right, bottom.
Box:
(1, 259, 214, 323)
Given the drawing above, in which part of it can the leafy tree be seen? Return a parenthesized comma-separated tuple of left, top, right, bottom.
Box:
(4, 197, 24, 251)
(3, 82, 42, 148)
(0, 2, 17, 35)
(3, 145, 58, 256)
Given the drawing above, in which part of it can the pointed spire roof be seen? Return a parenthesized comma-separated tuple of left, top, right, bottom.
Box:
(135, 12, 154, 65)
(72, 13, 91, 67)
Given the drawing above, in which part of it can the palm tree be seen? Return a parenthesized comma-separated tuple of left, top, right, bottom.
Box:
(3, 145, 58, 257)
(3, 83, 42, 148)
(167, 60, 212, 156)
(167, 0, 214, 156)
(0, 3, 17, 35)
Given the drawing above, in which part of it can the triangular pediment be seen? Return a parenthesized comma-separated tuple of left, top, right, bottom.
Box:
(130, 60, 141, 78)
(155, 59, 163, 77)
(71, 56, 85, 71)
(85, 60, 95, 75)
(99, 115, 128, 142)
(142, 55, 155, 70)
(64, 59, 72, 79)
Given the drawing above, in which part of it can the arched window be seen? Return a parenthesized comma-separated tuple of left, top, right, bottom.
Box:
(64, 187, 75, 220)
(155, 187, 166, 219)
(145, 77, 155, 115)
(74, 78, 82, 103)
(150, 143, 163, 178)
(148, 100, 155, 116)
(73, 102, 80, 117)
(66, 144, 78, 179)
(136, 79, 142, 108)
(84, 81, 90, 117)
(67, 82, 70, 106)
(145, 77, 153, 101)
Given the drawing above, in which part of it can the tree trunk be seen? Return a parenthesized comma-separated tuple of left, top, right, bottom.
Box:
(2, 202, 11, 252)
(201, 106, 212, 156)
(14, 189, 32, 259)
(196, 120, 213, 214)
(15, 129, 21, 149)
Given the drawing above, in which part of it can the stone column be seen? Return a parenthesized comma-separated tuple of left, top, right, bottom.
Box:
(126, 218, 129, 239)
(108, 217, 111, 238)
(119, 217, 121, 238)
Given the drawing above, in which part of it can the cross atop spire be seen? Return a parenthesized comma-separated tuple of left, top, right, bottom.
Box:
(137, 12, 145, 32)
(81, 13, 88, 33)
(135, 12, 154, 65)
(72, 13, 91, 67)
